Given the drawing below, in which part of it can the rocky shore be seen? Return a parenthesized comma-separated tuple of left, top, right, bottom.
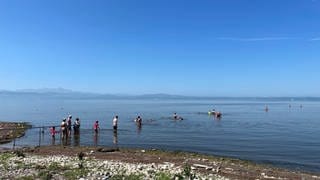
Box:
(0, 122, 30, 144)
(0, 150, 226, 180)
(1, 145, 319, 180)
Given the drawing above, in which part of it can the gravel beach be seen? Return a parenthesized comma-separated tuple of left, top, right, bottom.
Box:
(0, 145, 319, 180)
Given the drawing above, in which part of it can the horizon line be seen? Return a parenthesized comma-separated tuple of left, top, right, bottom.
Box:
(0, 89, 320, 98)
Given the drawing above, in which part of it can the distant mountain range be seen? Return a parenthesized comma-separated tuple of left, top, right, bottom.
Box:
(0, 88, 187, 99)
(15, 88, 75, 93)
(0, 88, 319, 101)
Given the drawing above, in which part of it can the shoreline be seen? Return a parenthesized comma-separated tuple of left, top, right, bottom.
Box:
(0, 145, 319, 179)
(0, 122, 30, 144)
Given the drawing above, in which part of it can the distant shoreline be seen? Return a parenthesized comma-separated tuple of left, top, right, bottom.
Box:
(1, 90, 320, 100)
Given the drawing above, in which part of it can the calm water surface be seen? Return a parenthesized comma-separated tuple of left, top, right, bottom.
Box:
(0, 95, 319, 172)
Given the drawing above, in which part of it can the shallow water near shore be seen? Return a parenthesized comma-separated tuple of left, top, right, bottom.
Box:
(0, 94, 320, 172)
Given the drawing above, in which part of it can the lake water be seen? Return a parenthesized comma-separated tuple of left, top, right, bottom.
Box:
(0, 94, 319, 172)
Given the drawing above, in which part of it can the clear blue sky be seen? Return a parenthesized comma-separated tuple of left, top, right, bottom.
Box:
(0, 0, 319, 96)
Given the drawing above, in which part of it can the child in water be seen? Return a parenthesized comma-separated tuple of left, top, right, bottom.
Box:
(93, 120, 100, 133)
(50, 126, 57, 138)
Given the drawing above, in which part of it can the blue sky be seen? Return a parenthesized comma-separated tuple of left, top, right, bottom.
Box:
(0, 0, 319, 96)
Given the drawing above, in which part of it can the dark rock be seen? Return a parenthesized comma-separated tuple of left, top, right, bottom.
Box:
(97, 148, 119, 153)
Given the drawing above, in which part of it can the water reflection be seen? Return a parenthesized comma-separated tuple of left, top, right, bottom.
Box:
(113, 131, 118, 146)
(51, 137, 56, 146)
(61, 136, 71, 146)
(136, 122, 142, 134)
(93, 132, 99, 146)
(214, 115, 221, 121)
(74, 134, 80, 146)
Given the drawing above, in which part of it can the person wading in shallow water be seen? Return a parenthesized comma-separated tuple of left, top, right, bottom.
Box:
(93, 120, 100, 133)
(173, 112, 183, 120)
(60, 119, 67, 139)
(73, 117, 80, 135)
(134, 116, 142, 133)
(67, 115, 72, 136)
(134, 116, 142, 124)
(50, 126, 57, 138)
(113, 115, 118, 132)
(214, 111, 222, 119)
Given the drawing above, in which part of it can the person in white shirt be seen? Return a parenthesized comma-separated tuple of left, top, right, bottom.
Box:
(113, 115, 118, 131)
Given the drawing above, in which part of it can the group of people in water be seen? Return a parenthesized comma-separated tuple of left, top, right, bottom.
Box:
(264, 104, 303, 112)
(49, 114, 143, 139)
(49, 110, 223, 140)
(50, 115, 81, 139)
(49, 103, 304, 144)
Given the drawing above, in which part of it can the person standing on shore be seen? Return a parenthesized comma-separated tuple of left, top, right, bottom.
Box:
(113, 115, 118, 132)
